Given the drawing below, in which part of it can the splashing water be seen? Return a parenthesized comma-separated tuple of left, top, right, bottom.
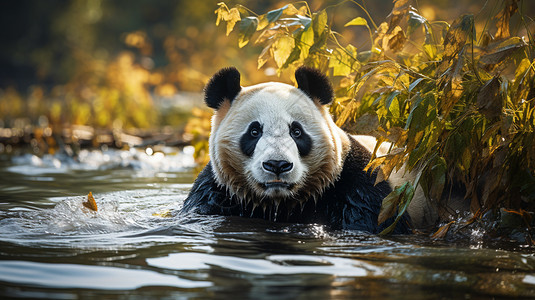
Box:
(1, 148, 535, 298)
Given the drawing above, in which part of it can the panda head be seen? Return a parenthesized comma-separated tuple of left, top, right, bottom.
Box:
(205, 67, 349, 209)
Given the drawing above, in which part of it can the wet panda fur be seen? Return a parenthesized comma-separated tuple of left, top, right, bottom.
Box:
(182, 66, 434, 234)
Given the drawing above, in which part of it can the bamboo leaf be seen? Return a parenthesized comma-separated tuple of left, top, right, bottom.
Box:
(224, 8, 241, 36)
(477, 76, 502, 119)
(494, 0, 518, 39)
(257, 43, 272, 69)
(238, 17, 258, 48)
(378, 183, 407, 225)
(312, 10, 328, 38)
(345, 17, 368, 27)
(407, 9, 426, 36)
(267, 5, 287, 23)
(408, 78, 425, 92)
(480, 37, 526, 65)
(431, 221, 455, 239)
(272, 35, 295, 68)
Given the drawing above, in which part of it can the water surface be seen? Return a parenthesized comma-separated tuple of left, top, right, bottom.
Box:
(1, 148, 534, 299)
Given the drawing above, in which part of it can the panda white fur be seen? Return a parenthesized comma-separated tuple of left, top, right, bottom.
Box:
(182, 66, 438, 233)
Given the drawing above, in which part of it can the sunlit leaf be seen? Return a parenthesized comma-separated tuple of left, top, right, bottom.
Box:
(222, 7, 241, 36)
(285, 4, 300, 16)
(386, 26, 406, 52)
(257, 43, 272, 69)
(215, 2, 229, 26)
(272, 35, 295, 68)
(345, 17, 368, 27)
(443, 14, 474, 59)
(329, 45, 357, 77)
(299, 25, 314, 58)
(312, 10, 328, 38)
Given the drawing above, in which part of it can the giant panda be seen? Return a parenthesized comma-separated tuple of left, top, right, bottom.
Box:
(182, 66, 438, 234)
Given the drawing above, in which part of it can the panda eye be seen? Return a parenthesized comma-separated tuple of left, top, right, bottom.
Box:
(291, 127, 302, 138)
(248, 122, 262, 138)
(250, 127, 260, 137)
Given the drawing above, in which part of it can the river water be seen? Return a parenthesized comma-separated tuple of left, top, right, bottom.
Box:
(0, 147, 534, 299)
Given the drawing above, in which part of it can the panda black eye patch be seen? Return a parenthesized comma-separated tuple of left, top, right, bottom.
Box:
(240, 121, 263, 157)
(290, 121, 312, 156)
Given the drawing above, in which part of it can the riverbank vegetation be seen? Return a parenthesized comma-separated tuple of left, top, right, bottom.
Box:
(213, 0, 535, 236)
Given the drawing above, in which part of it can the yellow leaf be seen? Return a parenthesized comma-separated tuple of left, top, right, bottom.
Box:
(257, 44, 272, 69)
(345, 17, 368, 27)
(285, 4, 300, 16)
(152, 210, 172, 218)
(224, 8, 241, 36)
(299, 26, 314, 58)
(83, 191, 98, 211)
(272, 35, 295, 68)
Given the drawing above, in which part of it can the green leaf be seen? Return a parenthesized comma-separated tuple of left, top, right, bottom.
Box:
(238, 17, 258, 48)
(267, 5, 287, 23)
(345, 17, 368, 27)
(297, 15, 312, 31)
(378, 182, 415, 235)
(409, 78, 425, 92)
(385, 91, 400, 110)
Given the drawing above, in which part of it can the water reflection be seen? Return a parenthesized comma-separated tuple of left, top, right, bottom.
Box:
(0, 149, 535, 298)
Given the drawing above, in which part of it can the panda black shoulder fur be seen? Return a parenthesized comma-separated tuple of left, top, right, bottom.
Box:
(182, 66, 435, 234)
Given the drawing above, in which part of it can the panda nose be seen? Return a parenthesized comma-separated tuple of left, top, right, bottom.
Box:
(262, 160, 293, 176)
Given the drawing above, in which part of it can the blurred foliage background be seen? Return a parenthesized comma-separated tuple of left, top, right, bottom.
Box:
(4, 1, 531, 134)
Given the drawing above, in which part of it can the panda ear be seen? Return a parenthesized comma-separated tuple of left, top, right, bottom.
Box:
(295, 66, 333, 105)
(204, 67, 242, 109)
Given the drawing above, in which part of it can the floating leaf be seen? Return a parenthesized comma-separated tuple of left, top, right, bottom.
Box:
(83, 191, 98, 211)
(153, 209, 173, 218)
(345, 17, 368, 27)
